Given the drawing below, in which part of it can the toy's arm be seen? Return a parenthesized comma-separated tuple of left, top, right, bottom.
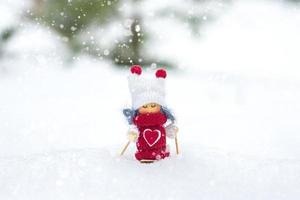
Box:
(127, 125, 139, 142)
(165, 123, 178, 139)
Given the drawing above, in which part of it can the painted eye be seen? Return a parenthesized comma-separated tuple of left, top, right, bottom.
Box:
(143, 105, 148, 108)
(151, 104, 156, 108)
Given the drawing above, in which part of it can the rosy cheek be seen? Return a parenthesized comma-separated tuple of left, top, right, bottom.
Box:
(153, 108, 160, 113)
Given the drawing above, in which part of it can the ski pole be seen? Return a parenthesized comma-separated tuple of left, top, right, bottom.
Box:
(120, 141, 131, 156)
(175, 132, 179, 155)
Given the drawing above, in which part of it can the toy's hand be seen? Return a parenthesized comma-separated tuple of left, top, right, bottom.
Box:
(128, 131, 138, 142)
(166, 124, 179, 139)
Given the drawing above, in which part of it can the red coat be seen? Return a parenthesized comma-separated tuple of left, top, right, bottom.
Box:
(133, 112, 170, 160)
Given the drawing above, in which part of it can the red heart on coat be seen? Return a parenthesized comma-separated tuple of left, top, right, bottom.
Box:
(142, 129, 161, 147)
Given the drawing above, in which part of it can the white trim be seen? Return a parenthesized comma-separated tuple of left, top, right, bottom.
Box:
(142, 129, 161, 147)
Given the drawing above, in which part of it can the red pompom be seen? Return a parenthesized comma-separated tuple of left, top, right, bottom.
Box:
(155, 68, 167, 78)
(130, 65, 142, 75)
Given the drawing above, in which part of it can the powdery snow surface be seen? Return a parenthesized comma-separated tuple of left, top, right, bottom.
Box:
(1, 147, 299, 200)
(1, 0, 300, 199)
(0, 58, 300, 199)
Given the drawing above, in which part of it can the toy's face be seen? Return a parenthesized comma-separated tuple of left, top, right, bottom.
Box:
(138, 103, 161, 114)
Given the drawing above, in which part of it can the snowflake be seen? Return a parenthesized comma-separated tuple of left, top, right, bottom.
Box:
(150, 63, 157, 69)
(70, 26, 77, 31)
(135, 25, 141, 32)
(103, 49, 110, 56)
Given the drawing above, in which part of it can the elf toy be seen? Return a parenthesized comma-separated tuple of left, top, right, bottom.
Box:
(121, 65, 179, 163)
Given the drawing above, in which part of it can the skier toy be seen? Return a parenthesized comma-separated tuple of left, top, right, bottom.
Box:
(121, 65, 179, 163)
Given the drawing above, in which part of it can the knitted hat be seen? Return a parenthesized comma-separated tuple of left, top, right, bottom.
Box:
(128, 65, 167, 109)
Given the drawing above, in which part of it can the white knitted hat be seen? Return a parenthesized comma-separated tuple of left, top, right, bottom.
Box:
(128, 65, 167, 109)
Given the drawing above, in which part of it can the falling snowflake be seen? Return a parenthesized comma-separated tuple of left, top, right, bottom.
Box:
(70, 26, 77, 31)
(103, 49, 110, 56)
(150, 63, 157, 69)
(135, 25, 141, 32)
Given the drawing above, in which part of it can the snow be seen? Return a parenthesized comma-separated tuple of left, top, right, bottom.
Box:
(1, 0, 300, 199)
(0, 0, 30, 31)
(0, 147, 299, 200)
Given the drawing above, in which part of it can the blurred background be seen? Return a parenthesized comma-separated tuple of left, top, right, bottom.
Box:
(1, 0, 300, 159)
(1, 0, 300, 199)
(1, 0, 234, 69)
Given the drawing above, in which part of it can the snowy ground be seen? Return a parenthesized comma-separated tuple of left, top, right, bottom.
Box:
(1, 146, 299, 200)
(1, 0, 300, 199)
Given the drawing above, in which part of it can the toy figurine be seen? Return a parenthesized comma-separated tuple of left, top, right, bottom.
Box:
(121, 65, 179, 163)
